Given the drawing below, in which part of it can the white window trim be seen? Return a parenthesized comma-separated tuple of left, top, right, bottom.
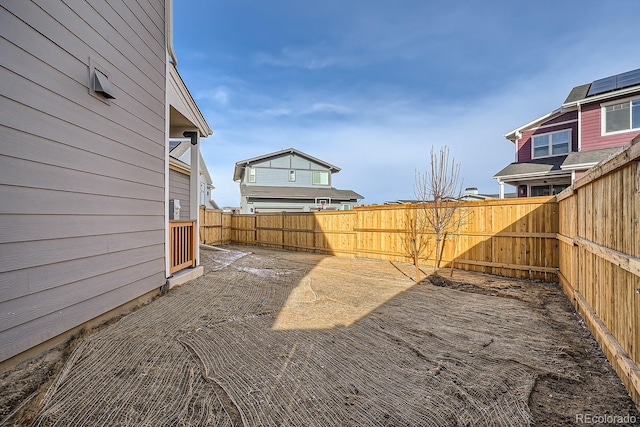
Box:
(531, 129, 572, 159)
(312, 170, 329, 185)
(248, 167, 256, 183)
(600, 95, 640, 136)
(289, 170, 296, 182)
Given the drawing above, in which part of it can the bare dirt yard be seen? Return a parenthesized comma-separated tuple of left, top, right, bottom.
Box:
(1, 245, 638, 426)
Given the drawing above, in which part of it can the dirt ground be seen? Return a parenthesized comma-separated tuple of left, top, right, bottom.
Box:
(1, 245, 638, 426)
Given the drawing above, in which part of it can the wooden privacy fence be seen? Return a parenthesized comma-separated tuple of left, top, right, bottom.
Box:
(199, 150, 640, 405)
(199, 207, 232, 245)
(169, 220, 196, 274)
(209, 197, 559, 281)
(557, 137, 640, 406)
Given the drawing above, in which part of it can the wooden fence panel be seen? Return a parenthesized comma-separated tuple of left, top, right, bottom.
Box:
(557, 137, 640, 407)
(282, 213, 315, 251)
(314, 211, 356, 256)
(256, 214, 283, 249)
(231, 214, 256, 244)
(199, 207, 232, 245)
(213, 198, 558, 281)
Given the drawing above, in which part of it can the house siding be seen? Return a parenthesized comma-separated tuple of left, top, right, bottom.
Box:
(169, 169, 191, 220)
(580, 98, 640, 151)
(0, 0, 166, 362)
(250, 167, 331, 188)
(244, 154, 332, 188)
(516, 112, 578, 162)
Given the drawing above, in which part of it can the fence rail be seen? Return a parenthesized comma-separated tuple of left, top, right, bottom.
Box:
(200, 197, 559, 281)
(169, 220, 196, 274)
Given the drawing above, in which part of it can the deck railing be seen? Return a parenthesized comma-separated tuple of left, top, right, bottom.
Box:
(169, 220, 196, 274)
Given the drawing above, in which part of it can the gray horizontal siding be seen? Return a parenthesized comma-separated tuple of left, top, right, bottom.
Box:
(3, 98, 165, 172)
(169, 169, 191, 220)
(0, 156, 163, 202)
(0, 0, 167, 361)
(0, 185, 165, 216)
(0, 244, 165, 302)
(250, 154, 323, 170)
(5, 1, 166, 103)
(270, 156, 290, 168)
(252, 168, 331, 188)
(0, 215, 164, 244)
(1, 269, 165, 362)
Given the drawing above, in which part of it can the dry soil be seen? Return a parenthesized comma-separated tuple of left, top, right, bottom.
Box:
(1, 245, 638, 426)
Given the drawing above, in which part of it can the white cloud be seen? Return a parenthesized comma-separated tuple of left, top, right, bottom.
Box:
(254, 46, 360, 70)
(196, 86, 230, 106)
(301, 102, 353, 116)
(187, 0, 640, 208)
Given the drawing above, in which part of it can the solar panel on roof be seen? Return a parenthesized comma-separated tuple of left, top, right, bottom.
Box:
(586, 76, 617, 96)
(616, 68, 640, 90)
(586, 68, 640, 97)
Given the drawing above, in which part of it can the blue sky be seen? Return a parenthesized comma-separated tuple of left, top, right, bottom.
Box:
(172, 1, 639, 207)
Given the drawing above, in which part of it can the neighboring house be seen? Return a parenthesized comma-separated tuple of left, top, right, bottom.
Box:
(494, 68, 640, 197)
(0, 1, 211, 364)
(170, 140, 219, 211)
(233, 148, 364, 213)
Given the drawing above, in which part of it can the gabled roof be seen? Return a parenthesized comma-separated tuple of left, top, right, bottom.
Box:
(494, 147, 625, 180)
(168, 65, 212, 137)
(561, 147, 623, 170)
(504, 108, 563, 143)
(234, 148, 341, 181)
(240, 185, 363, 201)
(563, 83, 591, 104)
(493, 156, 568, 180)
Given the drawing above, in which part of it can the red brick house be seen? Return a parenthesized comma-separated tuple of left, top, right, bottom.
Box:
(494, 68, 640, 198)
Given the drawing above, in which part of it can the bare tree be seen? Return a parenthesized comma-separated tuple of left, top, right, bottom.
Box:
(414, 146, 467, 275)
(402, 208, 433, 283)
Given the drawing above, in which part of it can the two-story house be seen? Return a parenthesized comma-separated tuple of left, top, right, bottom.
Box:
(233, 148, 364, 213)
(494, 68, 640, 197)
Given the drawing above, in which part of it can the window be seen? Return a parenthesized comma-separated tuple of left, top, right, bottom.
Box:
(530, 184, 569, 197)
(312, 171, 329, 185)
(532, 129, 570, 158)
(248, 168, 256, 183)
(200, 182, 206, 206)
(289, 170, 296, 182)
(604, 98, 640, 133)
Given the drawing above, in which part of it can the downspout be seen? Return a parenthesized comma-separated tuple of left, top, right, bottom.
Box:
(166, 0, 178, 67)
(577, 102, 582, 151)
(164, 0, 174, 283)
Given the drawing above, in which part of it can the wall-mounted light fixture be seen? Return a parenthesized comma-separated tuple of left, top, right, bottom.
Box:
(183, 131, 198, 145)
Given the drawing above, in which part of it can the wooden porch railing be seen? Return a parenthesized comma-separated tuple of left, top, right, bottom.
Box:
(169, 220, 196, 274)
